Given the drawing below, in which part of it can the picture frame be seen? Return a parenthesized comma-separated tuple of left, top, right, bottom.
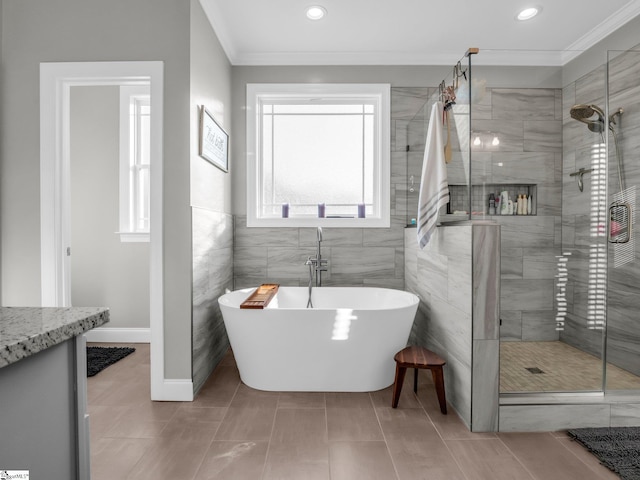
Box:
(199, 106, 229, 172)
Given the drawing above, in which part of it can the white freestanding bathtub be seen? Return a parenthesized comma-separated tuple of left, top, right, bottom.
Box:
(218, 287, 419, 392)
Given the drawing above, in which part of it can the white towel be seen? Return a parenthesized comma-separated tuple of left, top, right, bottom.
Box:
(417, 101, 449, 248)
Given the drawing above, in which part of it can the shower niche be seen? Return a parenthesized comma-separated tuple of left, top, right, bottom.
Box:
(448, 184, 537, 216)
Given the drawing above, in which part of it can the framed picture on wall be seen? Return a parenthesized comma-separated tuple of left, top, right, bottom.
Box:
(199, 106, 229, 172)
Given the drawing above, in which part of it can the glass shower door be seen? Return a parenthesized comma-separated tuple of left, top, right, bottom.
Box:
(604, 48, 640, 392)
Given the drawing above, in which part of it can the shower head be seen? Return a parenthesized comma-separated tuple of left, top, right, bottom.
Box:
(570, 104, 605, 132)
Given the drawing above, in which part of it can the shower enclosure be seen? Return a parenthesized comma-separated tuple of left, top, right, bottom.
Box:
(405, 46, 640, 430)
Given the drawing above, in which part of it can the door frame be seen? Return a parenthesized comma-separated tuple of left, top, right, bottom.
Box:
(39, 61, 172, 400)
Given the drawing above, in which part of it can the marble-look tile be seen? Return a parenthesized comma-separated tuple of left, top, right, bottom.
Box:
(417, 251, 449, 303)
(390, 151, 408, 184)
(501, 255, 523, 279)
(491, 89, 556, 121)
(535, 186, 562, 216)
(472, 339, 499, 432)
(575, 64, 606, 107)
(611, 403, 640, 427)
(499, 216, 556, 248)
(471, 88, 493, 120)
(522, 310, 559, 341)
(499, 311, 523, 341)
(490, 152, 557, 184)
(235, 224, 300, 248)
(445, 354, 472, 427)
(608, 49, 640, 96)
(447, 253, 472, 316)
(435, 225, 472, 258)
(393, 119, 408, 152)
(501, 279, 554, 312)
(391, 87, 431, 120)
(562, 84, 576, 121)
(299, 227, 362, 248)
(498, 404, 610, 432)
(524, 120, 562, 152)
(470, 119, 524, 152)
(363, 218, 405, 247)
(473, 225, 500, 340)
(554, 89, 563, 121)
(331, 247, 396, 278)
(267, 247, 322, 279)
(363, 277, 405, 289)
(522, 254, 558, 279)
(234, 246, 268, 277)
(426, 295, 472, 368)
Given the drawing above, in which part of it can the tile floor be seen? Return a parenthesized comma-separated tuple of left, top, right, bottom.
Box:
(88, 342, 619, 479)
(501, 341, 640, 393)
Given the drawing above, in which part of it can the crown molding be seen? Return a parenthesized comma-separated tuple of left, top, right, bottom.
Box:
(561, 0, 640, 63)
(199, 0, 237, 63)
(229, 50, 570, 67)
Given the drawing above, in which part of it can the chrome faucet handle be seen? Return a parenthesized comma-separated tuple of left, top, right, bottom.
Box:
(305, 256, 315, 265)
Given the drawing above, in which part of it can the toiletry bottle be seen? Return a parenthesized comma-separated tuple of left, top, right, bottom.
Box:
(517, 195, 523, 215)
(488, 193, 495, 215)
(527, 195, 532, 215)
(500, 191, 509, 215)
(495, 195, 500, 215)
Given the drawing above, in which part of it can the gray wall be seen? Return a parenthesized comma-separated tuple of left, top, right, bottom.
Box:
(0, 0, 192, 379)
(70, 86, 150, 330)
(189, 0, 233, 393)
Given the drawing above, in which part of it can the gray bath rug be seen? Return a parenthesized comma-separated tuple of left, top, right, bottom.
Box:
(87, 346, 135, 377)
(568, 426, 640, 479)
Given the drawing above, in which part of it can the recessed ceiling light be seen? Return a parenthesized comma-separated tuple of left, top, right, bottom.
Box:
(306, 5, 327, 20)
(516, 6, 541, 21)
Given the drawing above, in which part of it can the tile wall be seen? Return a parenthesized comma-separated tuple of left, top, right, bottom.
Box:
(233, 87, 433, 290)
(472, 88, 563, 343)
(192, 207, 234, 392)
(406, 87, 563, 344)
(404, 223, 500, 431)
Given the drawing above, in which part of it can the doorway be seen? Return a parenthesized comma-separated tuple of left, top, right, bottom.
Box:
(39, 61, 171, 400)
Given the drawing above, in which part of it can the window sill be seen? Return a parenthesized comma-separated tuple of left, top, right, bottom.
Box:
(117, 232, 150, 243)
(247, 217, 390, 228)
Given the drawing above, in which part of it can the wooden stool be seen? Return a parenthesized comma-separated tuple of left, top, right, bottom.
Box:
(391, 345, 447, 414)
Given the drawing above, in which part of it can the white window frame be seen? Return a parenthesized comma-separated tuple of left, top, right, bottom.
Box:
(246, 83, 390, 228)
(118, 85, 151, 242)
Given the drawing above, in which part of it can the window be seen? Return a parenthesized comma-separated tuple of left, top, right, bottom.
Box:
(246, 83, 390, 227)
(119, 85, 151, 242)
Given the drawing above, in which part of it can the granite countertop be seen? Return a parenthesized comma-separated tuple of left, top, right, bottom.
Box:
(0, 307, 109, 368)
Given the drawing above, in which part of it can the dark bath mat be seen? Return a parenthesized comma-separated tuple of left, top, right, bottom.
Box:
(87, 346, 135, 377)
(568, 426, 640, 479)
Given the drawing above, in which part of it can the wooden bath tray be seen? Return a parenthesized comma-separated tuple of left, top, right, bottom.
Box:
(240, 284, 279, 309)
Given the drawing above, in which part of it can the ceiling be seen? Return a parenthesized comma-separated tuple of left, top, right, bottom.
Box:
(200, 0, 640, 66)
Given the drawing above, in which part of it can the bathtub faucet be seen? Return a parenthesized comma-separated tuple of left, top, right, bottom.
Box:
(307, 227, 328, 287)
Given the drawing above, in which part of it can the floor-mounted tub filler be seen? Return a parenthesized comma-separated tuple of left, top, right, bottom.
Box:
(218, 287, 419, 392)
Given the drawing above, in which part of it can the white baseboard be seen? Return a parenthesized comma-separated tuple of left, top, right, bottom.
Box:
(151, 379, 194, 401)
(84, 327, 151, 344)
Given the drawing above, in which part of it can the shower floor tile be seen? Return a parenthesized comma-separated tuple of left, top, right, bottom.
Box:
(501, 341, 640, 392)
